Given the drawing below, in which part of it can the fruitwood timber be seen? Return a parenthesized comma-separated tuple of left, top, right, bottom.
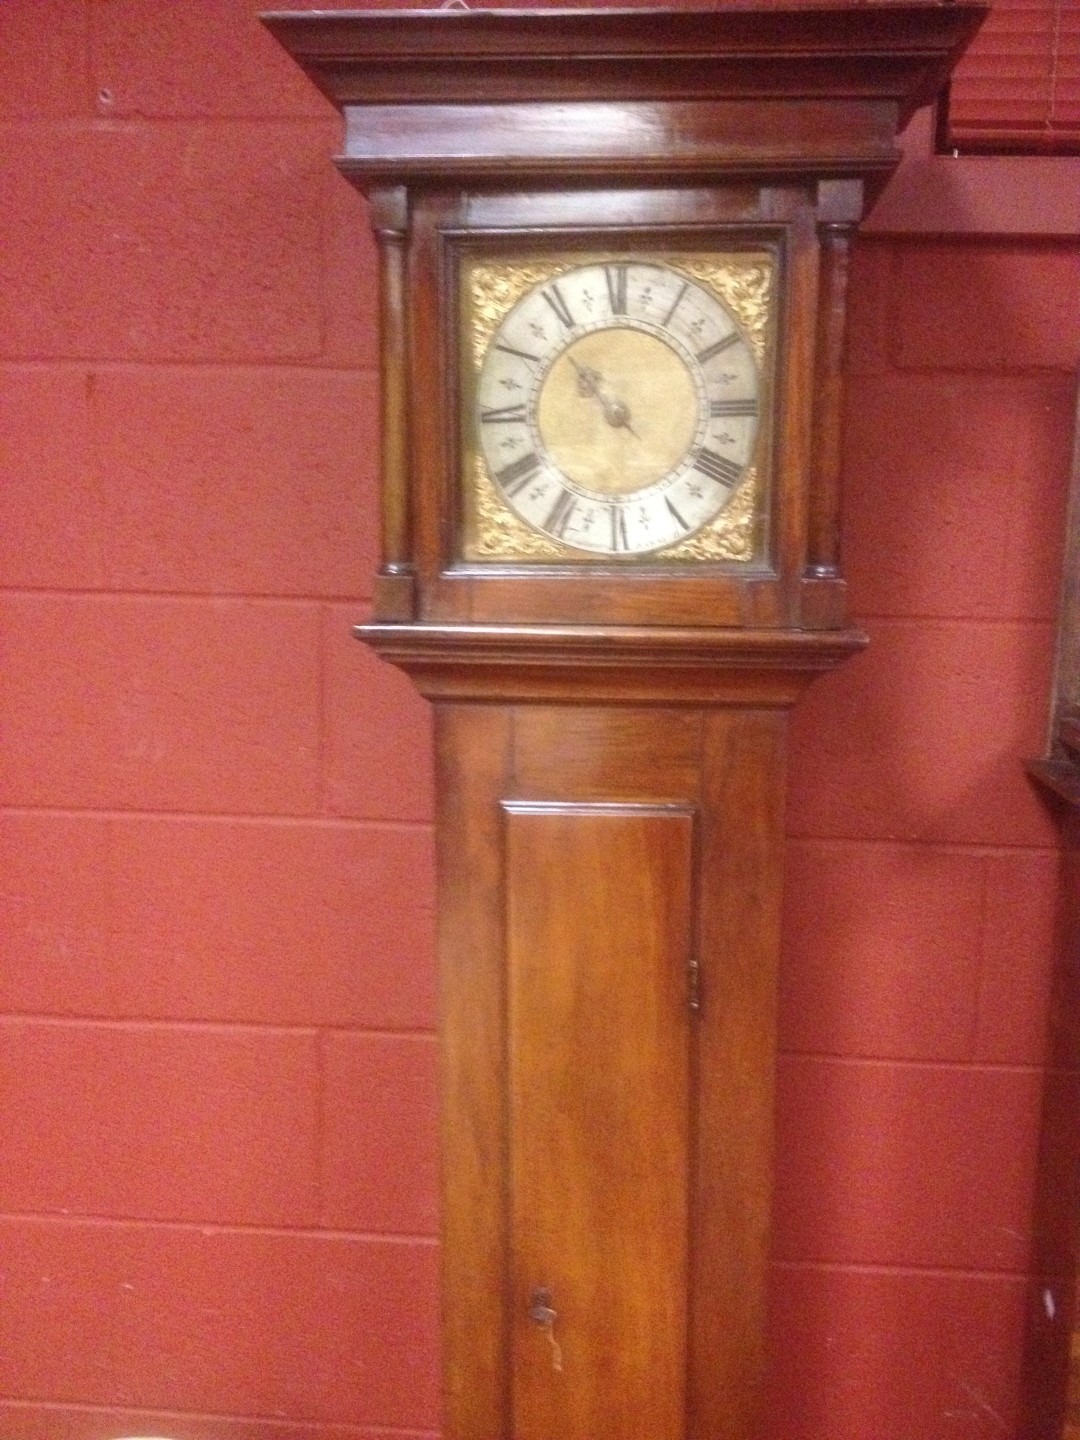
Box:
(432, 698, 796, 1440)
(264, 5, 988, 200)
(260, 10, 989, 1440)
(264, 7, 990, 197)
(357, 621, 867, 703)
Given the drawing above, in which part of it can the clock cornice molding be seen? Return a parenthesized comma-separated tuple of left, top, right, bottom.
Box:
(262, 6, 985, 115)
(264, 5, 986, 192)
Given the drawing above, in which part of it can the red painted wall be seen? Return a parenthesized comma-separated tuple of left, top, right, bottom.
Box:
(0, 4, 1076, 1438)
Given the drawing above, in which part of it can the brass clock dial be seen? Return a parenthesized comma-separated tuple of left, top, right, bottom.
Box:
(469, 259, 764, 558)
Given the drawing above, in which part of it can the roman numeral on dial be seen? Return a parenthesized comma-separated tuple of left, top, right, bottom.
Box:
(544, 487, 578, 538)
(495, 342, 541, 366)
(664, 496, 690, 532)
(480, 403, 528, 424)
(610, 504, 630, 552)
(709, 398, 758, 418)
(605, 264, 628, 315)
(662, 281, 688, 327)
(541, 282, 575, 331)
(692, 447, 743, 487)
(696, 332, 741, 365)
(495, 452, 542, 497)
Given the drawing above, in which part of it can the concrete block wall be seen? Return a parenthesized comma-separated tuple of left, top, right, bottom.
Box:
(773, 236, 1077, 1436)
(1, 3, 1077, 1436)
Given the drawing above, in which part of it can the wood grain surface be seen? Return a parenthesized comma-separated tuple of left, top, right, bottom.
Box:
(506, 804, 693, 1440)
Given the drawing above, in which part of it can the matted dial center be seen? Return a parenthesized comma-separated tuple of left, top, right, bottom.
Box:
(536, 328, 699, 496)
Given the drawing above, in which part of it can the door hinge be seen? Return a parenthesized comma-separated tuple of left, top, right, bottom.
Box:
(689, 955, 702, 1014)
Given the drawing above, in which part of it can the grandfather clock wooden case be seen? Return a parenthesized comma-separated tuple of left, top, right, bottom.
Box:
(267, 8, 985, 1438)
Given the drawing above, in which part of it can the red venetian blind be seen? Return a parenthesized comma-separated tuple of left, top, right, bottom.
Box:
(942, 0, 1080, 153)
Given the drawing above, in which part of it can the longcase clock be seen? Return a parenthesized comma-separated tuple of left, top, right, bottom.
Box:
(264, 9, 987, 1439)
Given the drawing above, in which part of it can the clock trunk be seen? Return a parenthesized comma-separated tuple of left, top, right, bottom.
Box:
(436, 701, 788, 1440)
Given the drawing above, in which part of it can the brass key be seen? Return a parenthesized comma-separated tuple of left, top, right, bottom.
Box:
(527, 1287, 563, 1372)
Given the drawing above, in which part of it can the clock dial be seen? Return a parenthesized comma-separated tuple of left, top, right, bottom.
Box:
(473, 261, 762, 556)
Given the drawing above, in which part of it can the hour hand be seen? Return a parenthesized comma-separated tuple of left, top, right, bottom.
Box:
(571, 357, 603, 398)
(570, 357, 639, 438)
